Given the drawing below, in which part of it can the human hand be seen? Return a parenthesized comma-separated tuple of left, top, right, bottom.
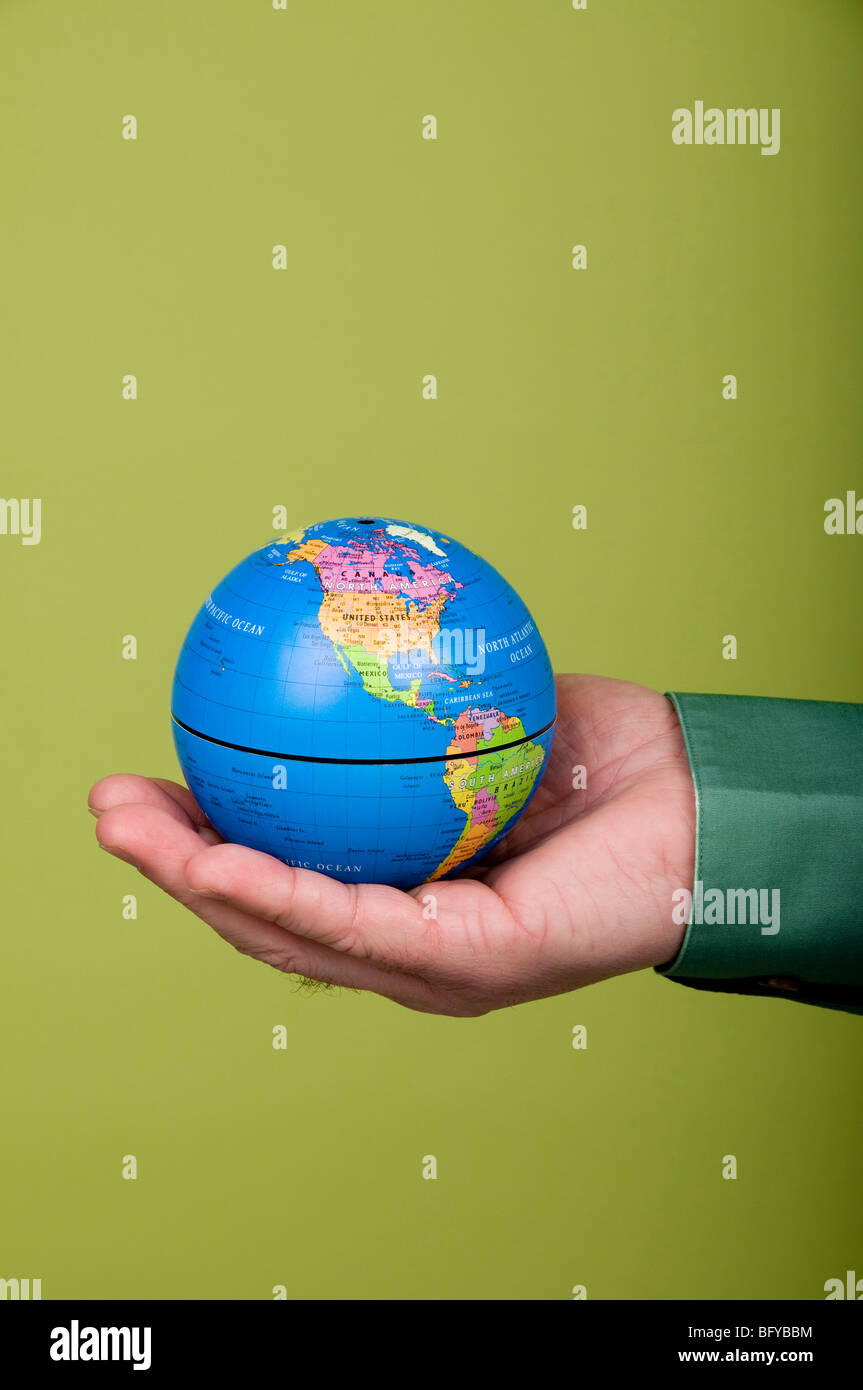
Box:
(90, 675, 695, 1016)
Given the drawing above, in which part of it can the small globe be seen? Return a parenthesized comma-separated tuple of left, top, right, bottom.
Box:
(171, 517, 556, 889)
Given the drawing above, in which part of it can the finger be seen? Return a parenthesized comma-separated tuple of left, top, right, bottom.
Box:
(151, 777, 221, 830)
(182, 840, 499, 976)
(89, 774, 220, 837)
(96, 804, 442, 1009)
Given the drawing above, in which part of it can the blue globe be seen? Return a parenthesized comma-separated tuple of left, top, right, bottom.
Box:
(171, 517, 556, 889)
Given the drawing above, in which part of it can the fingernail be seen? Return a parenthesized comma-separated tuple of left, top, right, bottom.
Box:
(188, 885, 225, 899)
(88, 805, 104, 819)
(100, 844, 141, 869)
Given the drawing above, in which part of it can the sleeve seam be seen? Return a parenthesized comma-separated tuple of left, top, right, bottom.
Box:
(657, 691, 702, 977)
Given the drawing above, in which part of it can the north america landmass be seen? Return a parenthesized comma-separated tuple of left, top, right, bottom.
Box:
(278, 523, 545, 881)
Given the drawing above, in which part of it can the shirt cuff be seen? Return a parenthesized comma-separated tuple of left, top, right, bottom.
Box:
(656, 692, 863, 1015)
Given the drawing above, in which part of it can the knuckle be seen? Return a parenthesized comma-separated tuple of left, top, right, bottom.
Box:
(445, 999, 491, 1018)
(232, 941, 299, 975)
(339, 883, 365, 956)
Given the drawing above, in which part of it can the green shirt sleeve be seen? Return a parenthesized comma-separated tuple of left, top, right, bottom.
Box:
(656, 693, 863, 1015)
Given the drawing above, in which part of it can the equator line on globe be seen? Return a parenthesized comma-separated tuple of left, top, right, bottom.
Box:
(171, 516, 556, 889)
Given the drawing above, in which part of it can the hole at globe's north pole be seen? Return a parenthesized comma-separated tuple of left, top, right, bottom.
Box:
(357, 518, 375, 524)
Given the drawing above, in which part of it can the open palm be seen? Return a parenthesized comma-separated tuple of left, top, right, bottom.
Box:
(90, 675, 694, 1015)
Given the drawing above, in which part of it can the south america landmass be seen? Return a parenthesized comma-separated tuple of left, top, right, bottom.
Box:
(428, 708, 545, 881)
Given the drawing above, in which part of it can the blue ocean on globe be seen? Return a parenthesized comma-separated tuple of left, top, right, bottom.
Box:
(171, 516, 556, 889)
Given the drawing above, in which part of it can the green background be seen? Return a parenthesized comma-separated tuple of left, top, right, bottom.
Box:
(2, 0, 861, 1300)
